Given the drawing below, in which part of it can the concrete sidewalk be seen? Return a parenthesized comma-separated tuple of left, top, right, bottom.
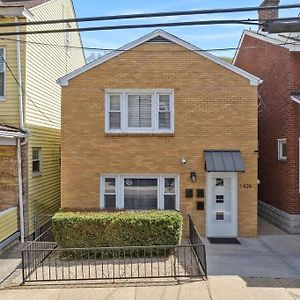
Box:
(0, 242, 25, 286)
(0, 276, 299, 300)
(205, 219, 300, 279)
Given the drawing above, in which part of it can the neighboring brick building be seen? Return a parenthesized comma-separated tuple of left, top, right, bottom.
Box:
(234, 9, 300, 232)
(58, 30, 261, 237)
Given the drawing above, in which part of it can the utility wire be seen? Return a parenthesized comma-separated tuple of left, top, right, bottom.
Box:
(0, 18, 262, 36)
(1, 16, 299, 37)
(0, 3, 299, 28)
(0, 55, 59, 126)
(0, 35, 299, 54)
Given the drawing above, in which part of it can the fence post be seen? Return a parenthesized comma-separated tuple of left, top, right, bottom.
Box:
(21, 250, 25, 284)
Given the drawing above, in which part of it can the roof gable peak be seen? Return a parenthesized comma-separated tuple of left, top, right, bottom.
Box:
(58, 29, 262, 87)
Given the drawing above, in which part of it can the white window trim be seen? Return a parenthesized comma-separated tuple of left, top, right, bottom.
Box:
(100, 174, 179, 210)
(278, 139, 287, 161)
(32, 147, 42, 177)
(0, 47, 6, 101)
(105, 89, 174, 134)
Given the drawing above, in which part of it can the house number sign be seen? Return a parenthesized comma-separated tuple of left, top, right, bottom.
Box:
(239, 184, 253, 189)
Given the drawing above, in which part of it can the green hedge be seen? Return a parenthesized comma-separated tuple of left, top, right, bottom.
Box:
(52, 211, 183, 248)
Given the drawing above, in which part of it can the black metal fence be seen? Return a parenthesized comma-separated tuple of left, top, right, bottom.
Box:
(22, 227, 56, 283)
(188, 215, 207, 277)
(22, 216, 207, 283)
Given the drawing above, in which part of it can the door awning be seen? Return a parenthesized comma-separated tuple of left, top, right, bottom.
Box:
(204, 150, 245, 172)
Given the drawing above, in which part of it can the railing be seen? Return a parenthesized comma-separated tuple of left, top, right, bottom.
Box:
(22, 243, 204, 283)
(188, 215, 207, 277)
(22, 227, 56, 283)
(22, 217, 207, 283)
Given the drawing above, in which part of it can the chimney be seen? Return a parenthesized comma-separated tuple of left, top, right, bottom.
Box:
(259, 0, 280, 28)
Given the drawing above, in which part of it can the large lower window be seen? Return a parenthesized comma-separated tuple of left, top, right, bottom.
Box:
(105, 90, 174, 133)
(100, 175, 179, 210)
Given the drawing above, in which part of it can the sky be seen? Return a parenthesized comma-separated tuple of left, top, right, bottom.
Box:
(72, 0, 300, 58)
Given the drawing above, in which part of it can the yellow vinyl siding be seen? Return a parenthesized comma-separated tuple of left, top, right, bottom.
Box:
(23, 0, 85, 235)
(25, 0, 85, 129)
(27, 125, 60, 235)
(0, 207, 18, 242)
(0, 18, 26, 127)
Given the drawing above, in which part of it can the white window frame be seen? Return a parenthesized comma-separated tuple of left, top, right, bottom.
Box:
(100, 174, 179, 210)
(0, 47, 6, 101)
(32, 147, 42, 177)
(105, 89, 174, 134)
(278, 139, 287, 161)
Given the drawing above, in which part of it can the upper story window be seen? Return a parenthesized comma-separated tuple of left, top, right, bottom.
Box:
(32, 148, 42, 176)
(278, 139, 287, 161)
(0, 48, 6, 99)
(105, 90, 174, 133)
(66, 23, 71, 56)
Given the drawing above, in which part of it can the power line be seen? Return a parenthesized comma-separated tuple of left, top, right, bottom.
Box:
(1, 16, 299, 37)
(0, 18, 261, 36)
(0, 35, 299, 54)
(0, 3, 300, 28)
(0, 55, 59, 126)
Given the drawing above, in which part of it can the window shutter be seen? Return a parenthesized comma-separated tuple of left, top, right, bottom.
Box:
(128, 95, 152, 128)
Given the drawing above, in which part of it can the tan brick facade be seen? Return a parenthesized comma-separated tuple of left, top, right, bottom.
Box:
(61, 40, 258, 237)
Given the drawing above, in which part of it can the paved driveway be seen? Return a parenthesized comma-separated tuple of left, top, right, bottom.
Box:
(205, 218, 300, 279)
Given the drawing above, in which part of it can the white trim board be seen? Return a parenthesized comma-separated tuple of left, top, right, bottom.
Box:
(58, 29, 262, 87)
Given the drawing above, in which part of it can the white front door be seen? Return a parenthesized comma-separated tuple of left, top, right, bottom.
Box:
(206, 172, 238, 237)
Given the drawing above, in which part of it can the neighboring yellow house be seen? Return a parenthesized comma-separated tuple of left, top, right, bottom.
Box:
(0, 0, 85, 250)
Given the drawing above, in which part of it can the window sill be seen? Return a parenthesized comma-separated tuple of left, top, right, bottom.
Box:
(278, 158, 287, 162)
(32, 172, 42, 177)
(105, 132, 175, 137)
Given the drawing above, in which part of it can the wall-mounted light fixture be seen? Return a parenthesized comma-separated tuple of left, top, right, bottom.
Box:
(190, 171, 197, 183)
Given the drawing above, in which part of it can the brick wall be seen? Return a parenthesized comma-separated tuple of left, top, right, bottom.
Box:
(235, 33, 300, 214)
(0, 145, 18, 211)
(61, 41, 258, 237)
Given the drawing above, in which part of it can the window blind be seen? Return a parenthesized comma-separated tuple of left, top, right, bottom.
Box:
(128, 95, 152, 128)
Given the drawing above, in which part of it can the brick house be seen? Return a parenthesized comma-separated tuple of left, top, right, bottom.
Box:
(234, 1, 300, 233)
(58, 30, 261, 237)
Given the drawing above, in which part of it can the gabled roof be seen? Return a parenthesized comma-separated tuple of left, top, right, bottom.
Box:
(58, 29, 262, 87)
(0, 0, 51, 9)
(233, 29, 300, 64)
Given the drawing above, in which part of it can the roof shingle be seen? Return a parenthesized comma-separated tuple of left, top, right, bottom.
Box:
(0, 0, 51, 9)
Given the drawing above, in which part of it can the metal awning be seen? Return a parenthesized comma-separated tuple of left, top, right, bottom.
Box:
(204, 150, 245, 172)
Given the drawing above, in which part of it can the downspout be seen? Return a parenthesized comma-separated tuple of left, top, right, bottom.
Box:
(15, 16, 27, 243)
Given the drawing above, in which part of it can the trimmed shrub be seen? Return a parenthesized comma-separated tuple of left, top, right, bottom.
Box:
(52, 210, 183, 248)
